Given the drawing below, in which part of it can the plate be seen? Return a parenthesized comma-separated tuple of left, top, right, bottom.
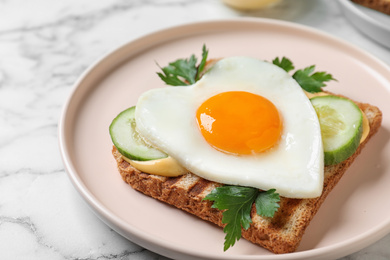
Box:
(59, 18, 390, 260)
(338, 0, 390, 48)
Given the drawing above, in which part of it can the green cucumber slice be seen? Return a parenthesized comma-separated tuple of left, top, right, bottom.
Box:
(310, 95, 363, 166)
(109, 106, 167, 161)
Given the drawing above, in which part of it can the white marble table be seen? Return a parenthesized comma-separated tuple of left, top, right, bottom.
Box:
(0, 0, 389, 259)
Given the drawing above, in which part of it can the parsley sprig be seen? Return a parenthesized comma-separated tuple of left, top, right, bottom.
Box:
(272, 57, 336, 93)
(204, 186, 280, 251)
(157, 44, 208, 86)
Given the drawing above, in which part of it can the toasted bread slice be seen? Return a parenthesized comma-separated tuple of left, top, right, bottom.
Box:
(112, 99, 382, 254)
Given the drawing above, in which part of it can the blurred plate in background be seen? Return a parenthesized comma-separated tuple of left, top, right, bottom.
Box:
(338, 0, 390, 49)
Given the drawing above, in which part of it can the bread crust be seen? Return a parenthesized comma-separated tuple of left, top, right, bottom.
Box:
(112, 100, 382, 254)
(351, 0, 390, 15)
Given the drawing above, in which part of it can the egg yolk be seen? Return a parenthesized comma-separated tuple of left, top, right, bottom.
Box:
(196, 91, 282, 155)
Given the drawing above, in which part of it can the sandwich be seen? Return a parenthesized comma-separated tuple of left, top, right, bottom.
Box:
(109, 45, 382, 253)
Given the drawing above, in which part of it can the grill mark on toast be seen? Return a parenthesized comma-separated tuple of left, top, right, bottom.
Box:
(189, 178, 212, 197)
(164, 175, 182, 187)
(163, 174, 197, 208)
(270, 198, 302, 228)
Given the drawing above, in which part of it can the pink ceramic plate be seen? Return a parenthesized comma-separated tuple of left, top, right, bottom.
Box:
(59, 19, 390, 260)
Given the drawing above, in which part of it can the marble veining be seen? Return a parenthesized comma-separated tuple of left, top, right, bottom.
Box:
(0, 0, 389, 259)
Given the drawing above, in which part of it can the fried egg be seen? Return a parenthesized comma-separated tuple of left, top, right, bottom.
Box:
(135, 57, 324, 198)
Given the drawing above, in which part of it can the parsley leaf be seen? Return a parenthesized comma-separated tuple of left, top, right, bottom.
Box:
(204, 186, 280, 251)
(255, 189, 280, 217)
(292, 65, 336, 93)
(157, 55, 197, 86)
(157, 44, 209, 86)
(272, 57, 336, 93)
(272, 57, 294, 72)
(196, 44, 209, 81)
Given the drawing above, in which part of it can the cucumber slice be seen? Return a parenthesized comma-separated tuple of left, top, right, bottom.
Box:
(310, 95, 363, 166)
(109, 106, 167, 161)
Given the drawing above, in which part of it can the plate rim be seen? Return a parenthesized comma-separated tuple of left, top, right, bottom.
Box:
(58, 17, 390, 260)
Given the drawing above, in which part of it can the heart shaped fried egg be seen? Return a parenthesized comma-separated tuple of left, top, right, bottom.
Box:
(135, 56, 324, 198)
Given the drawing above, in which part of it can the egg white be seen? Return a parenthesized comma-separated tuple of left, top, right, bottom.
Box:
(135, 57, 324, 198)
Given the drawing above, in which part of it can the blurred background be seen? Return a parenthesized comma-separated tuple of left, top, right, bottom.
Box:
(0, 0, 389, 259)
